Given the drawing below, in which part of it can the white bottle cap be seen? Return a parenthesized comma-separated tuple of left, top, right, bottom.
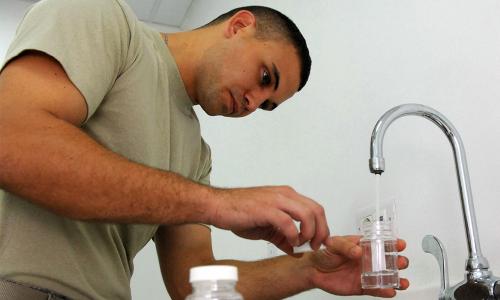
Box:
(189, 265, 238, 282)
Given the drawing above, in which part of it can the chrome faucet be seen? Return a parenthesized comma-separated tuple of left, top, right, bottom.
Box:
(368, 103, 499, 299)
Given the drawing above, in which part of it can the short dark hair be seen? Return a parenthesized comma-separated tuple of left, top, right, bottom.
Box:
(203, 6, 311, 91)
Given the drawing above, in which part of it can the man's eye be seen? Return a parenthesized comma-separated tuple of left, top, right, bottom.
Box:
(261, 69, 271, 86)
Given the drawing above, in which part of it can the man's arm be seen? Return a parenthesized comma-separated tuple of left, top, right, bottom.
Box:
(155, 224, 310, 300)
(0, 52, 328, 249)
(0, 51, 212, 224)
(154, 225, 216, 299)
(155, 226, 410, 300)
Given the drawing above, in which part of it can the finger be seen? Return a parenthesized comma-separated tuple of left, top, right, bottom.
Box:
(298, 212, 316, 246)
(279, 188, 328, 248)
(269, 210, 300, 247)
(398, 255, 409, 270)
(363, 278, 409, 297)
(363, 288, 397, 298)
(275, 188, 317, 244)
(324, 236, 362, 259)
(342, 235, 362, 244)
(309, 203, 330, 250)
(273, 235, 295, 256)
(397, 278, 410, 290)
(275, 187, 330, 250)
(396, 239, 406, 251)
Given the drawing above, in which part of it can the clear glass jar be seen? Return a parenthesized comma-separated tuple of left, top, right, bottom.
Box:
(186, 265, 243, 300)
(360, 218, 399, 289)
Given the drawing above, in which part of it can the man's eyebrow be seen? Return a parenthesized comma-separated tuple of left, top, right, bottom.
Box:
(272, 63, 280, 91)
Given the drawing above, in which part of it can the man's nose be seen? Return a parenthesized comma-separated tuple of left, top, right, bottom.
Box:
(244, 90, 270, 112)
(243, 96, 258, 112)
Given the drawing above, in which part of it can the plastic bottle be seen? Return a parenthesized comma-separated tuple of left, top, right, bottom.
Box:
(360, 212, 399, 289)
(186, 265, 243, 300)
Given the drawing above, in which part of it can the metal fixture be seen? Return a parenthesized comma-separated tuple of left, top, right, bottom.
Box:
(368, 103, 499, 299)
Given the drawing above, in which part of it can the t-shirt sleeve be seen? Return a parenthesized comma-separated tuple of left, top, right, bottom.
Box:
(1, 0, 132, 122)
(195, 140, 212, 230)
(198, 139, 212, 186)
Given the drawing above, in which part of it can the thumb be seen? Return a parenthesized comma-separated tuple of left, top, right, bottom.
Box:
(324, 236, 362, 259)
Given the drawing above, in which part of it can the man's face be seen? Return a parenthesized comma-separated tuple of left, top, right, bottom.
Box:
(195, 33, 301, 118)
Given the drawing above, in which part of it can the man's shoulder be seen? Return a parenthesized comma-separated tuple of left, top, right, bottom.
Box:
(29, 0, 137, 27)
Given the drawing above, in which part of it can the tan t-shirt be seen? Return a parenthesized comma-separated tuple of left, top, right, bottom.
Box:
(0, 0, 211, 299)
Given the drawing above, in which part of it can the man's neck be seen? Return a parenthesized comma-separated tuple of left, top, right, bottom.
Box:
(164, 28, 216, 105)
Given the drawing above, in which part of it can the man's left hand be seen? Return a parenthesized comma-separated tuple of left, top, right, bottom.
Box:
(305, 235, 409, 297)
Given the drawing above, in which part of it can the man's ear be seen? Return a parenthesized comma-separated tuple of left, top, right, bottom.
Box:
(224, 10, 256, 38)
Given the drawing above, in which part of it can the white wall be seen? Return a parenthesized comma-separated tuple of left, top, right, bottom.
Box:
(0, 1, 32, 53)
(2, 1, 500, 300)
(181, 1, 500, 300)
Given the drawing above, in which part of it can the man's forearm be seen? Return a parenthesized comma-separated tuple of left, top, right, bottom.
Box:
(0, 110, 213, 224)
(216, 254, 316, 300)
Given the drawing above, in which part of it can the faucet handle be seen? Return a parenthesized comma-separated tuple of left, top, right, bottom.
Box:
(422, 235, 450, 299)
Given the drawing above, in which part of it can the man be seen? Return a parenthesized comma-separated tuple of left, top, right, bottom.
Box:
(0, 0, 409, 299)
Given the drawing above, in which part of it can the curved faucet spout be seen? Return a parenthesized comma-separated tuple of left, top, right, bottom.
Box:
(368, 103, 488, 272)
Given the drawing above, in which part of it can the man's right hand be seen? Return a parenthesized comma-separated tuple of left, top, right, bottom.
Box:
(207, 185, 330, 255)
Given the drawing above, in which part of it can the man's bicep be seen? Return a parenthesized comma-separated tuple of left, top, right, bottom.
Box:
(155, 224, 215, 300)
(0, 51, 88, 126)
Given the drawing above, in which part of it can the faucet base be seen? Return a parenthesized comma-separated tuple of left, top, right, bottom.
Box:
(451, 274, 500, 300)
